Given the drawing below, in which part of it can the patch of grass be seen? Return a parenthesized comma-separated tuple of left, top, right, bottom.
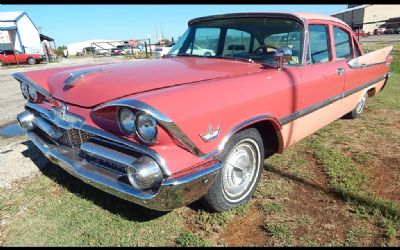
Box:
(261, 202, 284, 215)
(307, 136, 400, 223)
(344, 227, 369, 246)
(1, 168, 185, 246)
(264, 223, 292, 244)
(351, 151, 373, 164)
(298, 214, 315, 225)
(175, 232, 212, 247)
(298, 235, 318, 247)
(379, 218, 398, 239)
(190, 202, 250, 234)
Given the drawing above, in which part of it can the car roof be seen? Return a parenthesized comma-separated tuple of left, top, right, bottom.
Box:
(189, 12, 350, 29)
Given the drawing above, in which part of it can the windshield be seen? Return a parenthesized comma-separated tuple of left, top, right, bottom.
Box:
(168, 17, 304, 65)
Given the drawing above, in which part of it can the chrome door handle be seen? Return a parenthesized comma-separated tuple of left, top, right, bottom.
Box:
(336, 68, 344, 75)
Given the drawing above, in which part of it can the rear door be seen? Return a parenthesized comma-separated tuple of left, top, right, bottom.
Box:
(298, 21, 345, 113)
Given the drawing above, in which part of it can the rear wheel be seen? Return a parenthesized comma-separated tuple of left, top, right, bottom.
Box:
(201, 128, 264, 212)
(0, 60, 4, 67)
(344, 91, 367, 119)
(27, 57, 37, 65)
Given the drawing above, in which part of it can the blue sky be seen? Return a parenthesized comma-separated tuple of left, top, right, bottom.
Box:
(0, 4, 347, 46)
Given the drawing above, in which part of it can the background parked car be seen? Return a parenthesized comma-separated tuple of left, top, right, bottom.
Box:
(115, 44, 131, 54)
(189, 44, 216, 56)
(353, 29, 366, 37)
(376, 26, 386, 34)
(384, 28, 398, 34)
(154, 43, 175, 59)
(0, 50, 43, 66)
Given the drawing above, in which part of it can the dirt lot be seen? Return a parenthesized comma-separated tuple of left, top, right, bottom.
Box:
(0, 47, 399, 246)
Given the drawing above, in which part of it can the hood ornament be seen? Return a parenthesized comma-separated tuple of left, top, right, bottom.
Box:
(64, 68, 102, 87)
(200, 124, 221, 142)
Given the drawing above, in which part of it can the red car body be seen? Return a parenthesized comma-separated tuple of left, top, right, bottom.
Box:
(15, 12, 393, 211)
(0, 50, 43, 66)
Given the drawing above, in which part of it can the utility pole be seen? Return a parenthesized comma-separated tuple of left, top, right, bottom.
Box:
(155, 24, 159, 43)
(160, 22, 164, 40)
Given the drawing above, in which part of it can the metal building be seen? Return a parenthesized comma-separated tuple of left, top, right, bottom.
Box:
(66, 39, 119, 55)
(0, 11, 43, 54)
(332, 5, 400, 34)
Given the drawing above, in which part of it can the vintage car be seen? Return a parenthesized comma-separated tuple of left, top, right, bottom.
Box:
(0, 50, 43, 66)
(14, 12, 392, 212)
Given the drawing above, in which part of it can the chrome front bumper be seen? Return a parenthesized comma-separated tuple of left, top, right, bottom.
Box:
(18, 106, 223, 211)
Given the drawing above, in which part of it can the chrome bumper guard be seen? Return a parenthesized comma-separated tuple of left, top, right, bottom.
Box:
(18, 105, 223, 211)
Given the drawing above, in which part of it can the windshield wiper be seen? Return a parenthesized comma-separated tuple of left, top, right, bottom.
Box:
(214, 56, 254, 63)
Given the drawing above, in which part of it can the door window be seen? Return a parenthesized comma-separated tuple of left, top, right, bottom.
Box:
(308, 24, 331, 63)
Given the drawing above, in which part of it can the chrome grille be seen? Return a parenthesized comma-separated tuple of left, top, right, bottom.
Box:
(57, 128, 95, 150)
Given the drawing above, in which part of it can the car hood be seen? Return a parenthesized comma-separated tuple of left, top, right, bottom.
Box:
(29, 57, 262, 108)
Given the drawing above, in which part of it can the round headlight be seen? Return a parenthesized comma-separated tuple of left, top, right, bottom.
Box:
(118, 107, 136, 135)
(20, 82, 29, 100)
(127, 156, 162, 190)
(135, 112, 157, 144)
(28, 87, 38, 102)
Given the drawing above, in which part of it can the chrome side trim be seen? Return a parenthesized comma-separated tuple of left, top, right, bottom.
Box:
(25, 102, 172, 176)
(93, 98, 205, 158)
(201, 114, 280, 160)
(279, 74, 388, 126)
(26, 129, 223, 211)
(94, 99, 172, 122)
(12, 72, 52, 99)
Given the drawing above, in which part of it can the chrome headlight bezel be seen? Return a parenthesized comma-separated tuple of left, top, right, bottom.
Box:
(28, 86, 38, 102)
(134, 111, 158, 145)
(20, 82, 29, 100)
(118, 107, 136, 135)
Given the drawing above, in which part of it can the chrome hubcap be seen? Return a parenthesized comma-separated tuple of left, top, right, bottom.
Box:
(222, 139, 260, 202)
(356, 92, 367, 114)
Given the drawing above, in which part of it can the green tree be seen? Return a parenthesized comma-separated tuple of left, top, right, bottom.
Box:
(55, 46, 67, 57)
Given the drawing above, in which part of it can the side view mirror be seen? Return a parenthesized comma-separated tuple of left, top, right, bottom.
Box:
(274, 46, 293, 70)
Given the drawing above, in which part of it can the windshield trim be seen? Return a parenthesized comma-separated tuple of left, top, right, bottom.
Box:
(179, 14, 307, 66)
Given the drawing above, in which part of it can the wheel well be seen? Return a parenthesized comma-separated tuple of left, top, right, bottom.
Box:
(367, 87, 376, 97)
(239, 120, 280, 158)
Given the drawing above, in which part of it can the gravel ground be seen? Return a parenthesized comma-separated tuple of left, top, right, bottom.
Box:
(0, 56, 129, 189)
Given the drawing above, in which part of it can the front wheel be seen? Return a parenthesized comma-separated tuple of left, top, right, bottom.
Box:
(201, 128, 264, 212)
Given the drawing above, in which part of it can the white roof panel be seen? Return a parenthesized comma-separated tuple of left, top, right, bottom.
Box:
(0, 11, 24, 22)
(0, 21, 17, 29)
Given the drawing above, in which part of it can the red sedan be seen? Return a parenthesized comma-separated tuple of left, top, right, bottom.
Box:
(0, 50, 43, 66)
(14, 12, 393, 212)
